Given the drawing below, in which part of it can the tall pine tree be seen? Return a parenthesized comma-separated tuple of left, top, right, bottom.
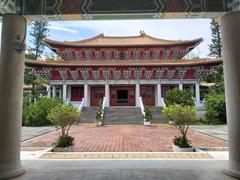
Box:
(29, 21, 49, 60)
(206, 19, 224, 93)
(209, 19, 222, 58)
(25, 21, 49, 101)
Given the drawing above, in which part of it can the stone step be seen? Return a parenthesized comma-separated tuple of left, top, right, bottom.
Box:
(103, 107, 143, 125)
(149, 107, 168, 124)
(80, 107, 99, 123)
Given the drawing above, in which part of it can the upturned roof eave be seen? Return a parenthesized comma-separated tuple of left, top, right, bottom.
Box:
(43, 38, 203, 48)
(25, 58, 223, 68)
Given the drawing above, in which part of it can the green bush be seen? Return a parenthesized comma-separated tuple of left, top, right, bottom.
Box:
(54, 135, 74, 148)
(165, 88, 194, 107)
(163, 104, 197, 148)
(144, 106, 152, 122)
(23, 104, 41, 126)
(22, 97, 63, 126)
(47, 104, 80, 148)
(96, 111, 102, 122)
(205, 93, 226, 124)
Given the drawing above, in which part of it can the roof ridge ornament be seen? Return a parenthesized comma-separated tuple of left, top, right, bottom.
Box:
(140, 30, 146, 36)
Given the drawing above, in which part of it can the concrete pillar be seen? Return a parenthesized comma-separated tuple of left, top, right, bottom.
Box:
(63, 84, 67, 103)
(105, 83, 110, 107)
(179, 83, 183, 91)
(135, 83, 140, 107)
(195, 83, 200, 107)
(221, 11, 240, 178)
(0, 15, 26, 179)
(52, 86, 56, 98)
(157, 83, 162, 106)
(47, 85, 51, 98)
(84, 84, 89, 107)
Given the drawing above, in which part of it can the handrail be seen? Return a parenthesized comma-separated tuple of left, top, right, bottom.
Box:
(160, 98, 166, 109)
(79, 98, 85, 111)
(139, 97, 146, 121)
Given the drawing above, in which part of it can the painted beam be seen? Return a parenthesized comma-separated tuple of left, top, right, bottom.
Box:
(0, 0, 239, 20)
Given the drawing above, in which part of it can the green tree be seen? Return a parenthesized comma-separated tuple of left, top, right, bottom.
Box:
(205, 19, 224, 92)
(165, 88, 195, 107)
(24, 21, 49, 100)
(24, 68, 48, 101)
(29, 21, 49, 60)
(48, 104, 81, 147)
(163, 105, 197, 148)
(209, 19, 222, 58)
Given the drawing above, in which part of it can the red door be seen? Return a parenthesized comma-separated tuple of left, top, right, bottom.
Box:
(140, 85, 155, 106)
(90, 86, 105, 106)
(110, 86, 135, 106)
(71, 86, 84, 101)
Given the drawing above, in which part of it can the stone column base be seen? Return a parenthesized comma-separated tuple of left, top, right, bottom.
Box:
(0, 161, 25, 180)
(224, 161, 240, 178)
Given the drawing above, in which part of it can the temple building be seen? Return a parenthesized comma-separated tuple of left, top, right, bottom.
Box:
(25, 32, 222, 108)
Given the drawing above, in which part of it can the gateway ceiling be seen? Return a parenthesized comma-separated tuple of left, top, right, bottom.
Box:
(0, 0, 239, 20)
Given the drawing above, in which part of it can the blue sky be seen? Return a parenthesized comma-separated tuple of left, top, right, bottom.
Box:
(26, 19, 212, 58)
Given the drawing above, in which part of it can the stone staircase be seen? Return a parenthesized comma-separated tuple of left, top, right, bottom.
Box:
(80, 106, 167, 124)
(150, 107, 168, 124)
(103, 107, 143, 125)
(80, 107, 99, 123)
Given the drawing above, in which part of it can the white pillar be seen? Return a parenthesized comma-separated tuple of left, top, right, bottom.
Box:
(157, 83, 162, 107)
(135, 83, 140, 107)
(195, 83, 200, 107)
(221, 11, 240, 178)
(179, 83, 183, 91)
(105, 83, 110, 107)
(52, 86, 56, 98)
(63, 84, 67, 103)
(0, 15, 26, 179)
(47, 85, 51, 98)
(84, 84, 89, 107)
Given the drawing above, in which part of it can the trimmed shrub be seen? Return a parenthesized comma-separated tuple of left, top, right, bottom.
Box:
(165, 88, 194, 107)
(47, 104, 80, 148)
(144, 106, 152, 122)
(22, 97, 63, 126)
(163, 104, 197, 148)
(205, 93, 226, 124)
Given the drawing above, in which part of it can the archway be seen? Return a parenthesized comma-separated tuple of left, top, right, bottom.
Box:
(0, 1, 239, 179)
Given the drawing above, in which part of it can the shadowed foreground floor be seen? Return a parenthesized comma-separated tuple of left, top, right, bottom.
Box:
(13, 160, 236, 180)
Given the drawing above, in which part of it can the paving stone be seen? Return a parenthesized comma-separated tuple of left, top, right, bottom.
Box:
(21, 124, 228, 152)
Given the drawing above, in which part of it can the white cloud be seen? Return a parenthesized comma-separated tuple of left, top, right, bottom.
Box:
(48, 24, 78, 34)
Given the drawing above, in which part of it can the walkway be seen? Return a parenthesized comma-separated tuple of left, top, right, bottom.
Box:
(190, 125, 228, 141)
(21, 126, 56, 141)
(13, 160, 236, 180)
(22, 124, 227, 152)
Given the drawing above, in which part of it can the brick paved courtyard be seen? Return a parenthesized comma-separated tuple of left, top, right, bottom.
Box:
(21, 124, 227, 152)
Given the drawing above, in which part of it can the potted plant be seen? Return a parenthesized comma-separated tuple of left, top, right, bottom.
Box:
(143, 106, 152, 126)
(96, 100, 103, 127)
(96, 110, 103, 126)
(163, 104, 197, 152)
(47, 104, 81, 152)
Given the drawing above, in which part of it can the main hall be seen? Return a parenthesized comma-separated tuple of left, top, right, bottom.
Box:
(26, 31, 222, 108)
